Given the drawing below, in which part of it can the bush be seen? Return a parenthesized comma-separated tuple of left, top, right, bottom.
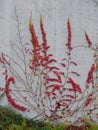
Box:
(0, 106, 67, 130)
(4, 106, 98, 130)
(0, 106, 35, 130)
(0, 106, 23, 129)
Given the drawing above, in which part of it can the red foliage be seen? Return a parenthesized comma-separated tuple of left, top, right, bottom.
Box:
(6, 76, 27, 111)
(71, 71, 80, 76)
(85, 32, 92, 47)
(65, 94, 76, 99)
(40, 15, 47, 54)
(70, 61, 77, 66)
(29, 13, 39, 48)
(68, 77, 82, 93)
(29, 13, 41, 69)
(0, 53, 10, 65)
(60, 102, 68, 107)
(1, 14, 97, 123)
(65, 18, 72, 50)
(61, 63, 66, 67)
(2, 68, 8, 80)
(48, 66, 60, 71)
(85, 93, 93, 106)
(86, 64, 95, 84)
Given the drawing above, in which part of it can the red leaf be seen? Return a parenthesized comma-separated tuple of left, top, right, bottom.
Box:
(70, 61, 77, 66)
(65, 94, 76, 98)
(86, 64, 95, 84)
(85, 32, 92, 47)
(48, 59, 57, 63)
(46, 78, 61, 82)
(53, 84, 61, 91)
(0, 53, 10, 65)
(68, 77, 82, 93)
(71, 71, 80, 76)
(48, 66, 60, 71)
(61, 63, 66, 67)
(85, 93, 93, 106)
(60, 103, 68, 107)
(53, 71, 62, 82)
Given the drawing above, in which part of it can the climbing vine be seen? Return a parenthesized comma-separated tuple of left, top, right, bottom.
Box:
(0, 12, 98, 125)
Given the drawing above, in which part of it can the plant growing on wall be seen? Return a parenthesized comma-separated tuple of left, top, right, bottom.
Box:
(0, 11, 98, 126)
